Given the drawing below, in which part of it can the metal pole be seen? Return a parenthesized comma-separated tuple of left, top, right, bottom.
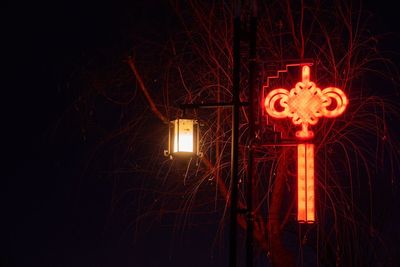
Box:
(229, 1, 241, 266)
(246, 2, 257, 266)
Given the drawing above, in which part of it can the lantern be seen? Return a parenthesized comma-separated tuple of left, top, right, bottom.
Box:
(165, 118, 201, 158)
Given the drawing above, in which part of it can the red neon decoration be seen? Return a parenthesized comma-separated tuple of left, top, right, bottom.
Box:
(265, 66, 348, 139)
(264, 65, 348, 223)
(297, 143, 315, 222)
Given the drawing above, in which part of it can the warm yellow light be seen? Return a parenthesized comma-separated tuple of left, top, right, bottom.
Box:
(297, 144, 315, 223)
(165, 118, 201, 158)
(173, 119, 194, 153)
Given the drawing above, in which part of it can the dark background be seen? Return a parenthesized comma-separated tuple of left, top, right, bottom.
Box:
(3, 1, 225, 266)
(2, 1, 399, 266)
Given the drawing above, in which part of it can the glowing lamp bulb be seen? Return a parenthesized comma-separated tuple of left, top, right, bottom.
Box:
(165, 118, 201, 158)
(173, 119, 194, 153)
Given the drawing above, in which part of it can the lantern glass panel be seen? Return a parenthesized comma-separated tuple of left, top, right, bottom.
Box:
(173, 119, 194, 153)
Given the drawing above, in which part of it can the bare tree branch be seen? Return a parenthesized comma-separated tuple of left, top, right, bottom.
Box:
(128, 57, 169, 124)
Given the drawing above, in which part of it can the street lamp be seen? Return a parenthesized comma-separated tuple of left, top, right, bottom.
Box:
(164, 2, 255, 266)
(165, 118, 201, 158)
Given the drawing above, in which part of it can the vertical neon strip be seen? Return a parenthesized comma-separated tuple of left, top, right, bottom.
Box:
(306, 144, 315, 222)
(297, 144, 315, 223)
(297, 144, 306, 222)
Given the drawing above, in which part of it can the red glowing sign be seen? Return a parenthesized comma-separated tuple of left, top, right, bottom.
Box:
(265, 66, 348, 139)
(264, 65, 348, 223)
(297, 143, 315, 222)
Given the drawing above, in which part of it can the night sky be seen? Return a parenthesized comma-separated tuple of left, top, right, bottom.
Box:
(3, 1, 400, 266)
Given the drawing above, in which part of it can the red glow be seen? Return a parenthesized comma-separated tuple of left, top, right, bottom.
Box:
(297, 144, 315, 223)
(264, 66, 348, 140)
(264, 66, 348, 223)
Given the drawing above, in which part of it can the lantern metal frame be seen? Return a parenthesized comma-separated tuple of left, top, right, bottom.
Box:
(164, 118, 203, 158)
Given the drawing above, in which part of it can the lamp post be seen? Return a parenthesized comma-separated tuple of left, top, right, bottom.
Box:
(165, 1, 257, 266)
(230, 1, 241, 266)
(246, 3, 257, 267)
(164, 0, 350, 264)
(165, 101, 246, 267)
